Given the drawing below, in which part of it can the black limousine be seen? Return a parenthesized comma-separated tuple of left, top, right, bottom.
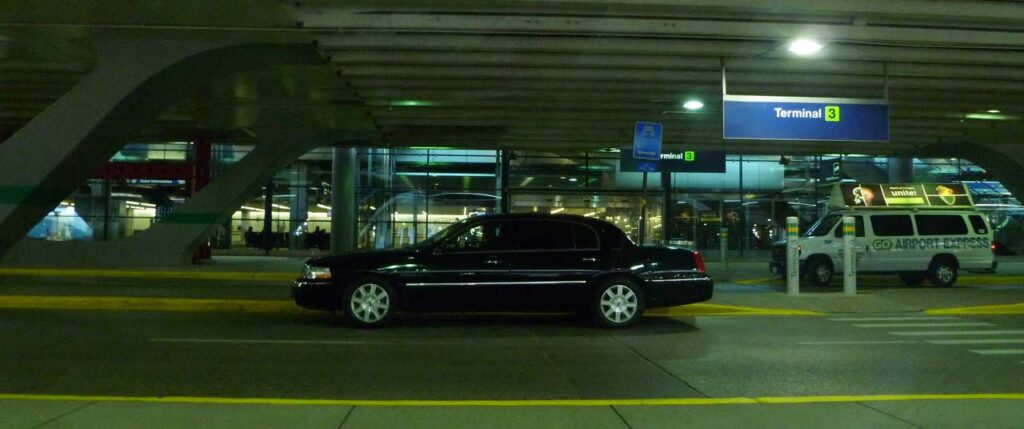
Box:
(293, 213, 712, 328)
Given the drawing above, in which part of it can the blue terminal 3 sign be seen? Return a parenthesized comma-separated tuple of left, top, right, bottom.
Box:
(723, 95, 889, 142)
(619, 149, 726, 173)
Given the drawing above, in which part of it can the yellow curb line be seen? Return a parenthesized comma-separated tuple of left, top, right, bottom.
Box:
(0, 268, 294, 282)
(734, 276, 1024, 287)
(0, 296, 820, 317)
(926, 303, 1024, 315)
(0, 393, 1021, 407)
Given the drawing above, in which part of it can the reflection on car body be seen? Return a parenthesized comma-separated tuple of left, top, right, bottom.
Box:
(293, 213, 712, 328)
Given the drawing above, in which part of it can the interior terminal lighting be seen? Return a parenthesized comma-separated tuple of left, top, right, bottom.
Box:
(787, 38, 824, 56)
(987, 109, 1001, 113)
(683, 100, 704, 110)
(550, 207, 565, 214)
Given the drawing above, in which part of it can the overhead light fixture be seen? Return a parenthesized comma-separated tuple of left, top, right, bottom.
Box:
(987, 109, 1001, 113)
(550, 207, 565, 214)
(788, 38, 824, 56)
(965, 112, 1021, 121)
(682, 100, 704, 110)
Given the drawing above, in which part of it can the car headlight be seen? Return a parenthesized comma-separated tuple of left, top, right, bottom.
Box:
(302, 264, 332, 280)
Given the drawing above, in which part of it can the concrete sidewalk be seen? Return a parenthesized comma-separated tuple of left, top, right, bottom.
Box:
(5, 395, 1024, 429)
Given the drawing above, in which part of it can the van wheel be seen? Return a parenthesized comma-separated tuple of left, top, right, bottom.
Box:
(898, 272, 925, 286)
(806, 258, 834, 287)
(928, 257, 958, 287)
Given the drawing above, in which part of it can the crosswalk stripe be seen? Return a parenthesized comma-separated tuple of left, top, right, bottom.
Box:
(890, 330, 1024, 337)
(927, 339, 1024, 345)
(969, 349, 1024, 355)
(853, 322, 992, 328)
(797, 340, 920, 345)
(829, 317, 960, 322)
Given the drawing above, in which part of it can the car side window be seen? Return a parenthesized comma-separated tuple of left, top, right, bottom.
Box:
(441, 222, 510, 252)
(509, 220, 575, 250)
(572, 223, 600, 249)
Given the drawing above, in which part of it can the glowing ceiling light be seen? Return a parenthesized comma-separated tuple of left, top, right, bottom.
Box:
(682, 100, 704, 110)
(788, 38, 823, 56)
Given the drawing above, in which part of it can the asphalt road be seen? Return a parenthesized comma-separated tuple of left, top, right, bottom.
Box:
(1, 309, 1022, 401)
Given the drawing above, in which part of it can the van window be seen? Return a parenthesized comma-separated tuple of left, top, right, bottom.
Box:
(915, 215, 968, 236)
(870, 215, 914, 237)
(833, 215, 865, 238)
(968, 215, 988, 235)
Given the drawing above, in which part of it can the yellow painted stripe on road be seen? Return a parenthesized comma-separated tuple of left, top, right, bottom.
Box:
(0, 268, 294, 282)
(648, 303, 821, 317)
(0, 295, 818, 317)
(926, 303, 1024, 315)
(733, 276, 1024, 286)
(0, 393, 1021, 407)
(0, 296, 304, 313)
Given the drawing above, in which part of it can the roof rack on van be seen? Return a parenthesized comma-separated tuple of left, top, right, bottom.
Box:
(828, 183, 975, 211)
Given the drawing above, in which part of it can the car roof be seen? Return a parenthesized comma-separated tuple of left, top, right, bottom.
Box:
(464, 213, 614, 227)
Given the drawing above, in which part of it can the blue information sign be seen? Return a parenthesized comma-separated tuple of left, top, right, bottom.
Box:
(723, 95, 888, 142)
(632, 121, 662, 160)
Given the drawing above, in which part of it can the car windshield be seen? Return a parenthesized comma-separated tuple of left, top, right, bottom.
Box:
(805, 214, 841, 237)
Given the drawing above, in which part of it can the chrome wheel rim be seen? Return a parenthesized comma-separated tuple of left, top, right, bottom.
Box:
(936, 265, 954, 283)
(350, 283, 390, 323)
(600, 284, 638, 323)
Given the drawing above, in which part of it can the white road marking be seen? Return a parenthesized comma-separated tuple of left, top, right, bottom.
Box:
(796, 340, 920, 345)
(852, 322, 993, 328)
(829, 317, 960, 322)
(927, 339, 1024, 345)
(969, 349, 1024, 355)
(150, 338, 366, 345)
(891, 330, 1024, 337)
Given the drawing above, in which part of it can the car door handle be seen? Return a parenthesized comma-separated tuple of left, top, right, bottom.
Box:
(484, 259, 503, 265)
(582, 257, 597, 262)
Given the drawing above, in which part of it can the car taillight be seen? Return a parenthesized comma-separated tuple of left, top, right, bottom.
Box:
(693, 251, 706, 274)
(991, 242, 997, 253)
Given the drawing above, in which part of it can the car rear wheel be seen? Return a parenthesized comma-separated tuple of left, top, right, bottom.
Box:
(342, 276, 396, 328)
(928, 257, 958, 288)
(592, 278, 645, 329)
(898, 272, 925, 286)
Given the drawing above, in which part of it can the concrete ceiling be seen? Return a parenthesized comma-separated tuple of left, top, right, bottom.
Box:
(2, 0, 1024, 156)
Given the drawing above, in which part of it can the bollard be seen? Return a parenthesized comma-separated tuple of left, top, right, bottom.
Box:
(843, 216, 857, 296)
(786, 216, 800, 296)
(719, 227, 728, 265)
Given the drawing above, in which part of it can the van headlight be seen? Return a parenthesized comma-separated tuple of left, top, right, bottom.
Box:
(302, 265, 332, 280)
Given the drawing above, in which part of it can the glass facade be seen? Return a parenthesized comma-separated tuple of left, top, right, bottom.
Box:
(26, 145, 1024, 256)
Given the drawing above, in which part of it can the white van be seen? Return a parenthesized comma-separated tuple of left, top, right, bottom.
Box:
(770, 184, 996, 287)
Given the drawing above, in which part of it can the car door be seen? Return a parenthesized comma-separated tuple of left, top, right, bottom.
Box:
(402, 220, 513, 311)
(502, 220, 604, 309)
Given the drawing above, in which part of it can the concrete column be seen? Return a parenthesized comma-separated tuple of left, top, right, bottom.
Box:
(0, 40, 322, 258)
(332, 147, 358, 253)
(498, 148, 511, 213)
(289, 163, 309, 250)
(888, 157, 914, 183)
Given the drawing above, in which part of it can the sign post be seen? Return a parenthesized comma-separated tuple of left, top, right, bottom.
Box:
(632, 121, 662, 246)
(786, 216, 799, 296)
(843, 216, 857, 296)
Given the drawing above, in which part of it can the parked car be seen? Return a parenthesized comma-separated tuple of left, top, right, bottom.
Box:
(293, 213, 713, 328)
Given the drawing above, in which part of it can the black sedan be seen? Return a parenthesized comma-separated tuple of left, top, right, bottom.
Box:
(293, 213, 712, 328)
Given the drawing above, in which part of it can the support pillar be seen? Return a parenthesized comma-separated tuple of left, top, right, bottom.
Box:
(289, 163, 309, 250)
(661, 171, 672, 245)
(332, 147, 357, 253)
(498, 148, 511, 213)
(263, 181, 274, 255)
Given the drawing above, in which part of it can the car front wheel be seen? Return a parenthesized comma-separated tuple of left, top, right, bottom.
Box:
(342, 276, 396, 328)
(592, 278, 645, 329)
